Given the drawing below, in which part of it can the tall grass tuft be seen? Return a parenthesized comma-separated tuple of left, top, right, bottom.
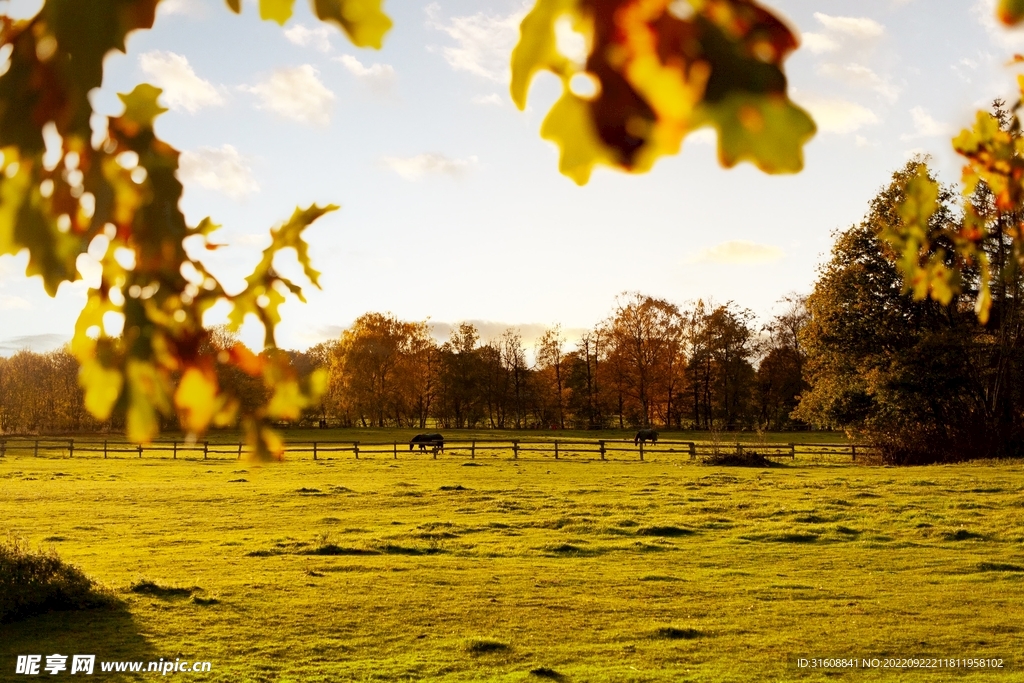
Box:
(0, 535, 117, 623)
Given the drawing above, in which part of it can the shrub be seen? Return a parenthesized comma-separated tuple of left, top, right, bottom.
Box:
(0, 535, 116, 623)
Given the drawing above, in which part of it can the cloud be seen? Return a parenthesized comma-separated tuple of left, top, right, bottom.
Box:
(0, 333, 68, 355)
(812, 12, 885, 40)
(284, 24, 333, 53)
(335, 54, 396, 92)
(472, 93, 504, 106)
(381, 153, 477, 180)
(138, 51, 224, 113)
(426, 3, 524, 82)
(688, 240, 785, 265)
(241, 65, 335, 126)
(0, 294, 30, 310)
(796, 94, 879, 134)
(157, 0, 204, 16)
(178, 145, 259, 199)
(900, 106, 954, 140)
(801, 32, 839, 54)
(817, 62, 900, 102)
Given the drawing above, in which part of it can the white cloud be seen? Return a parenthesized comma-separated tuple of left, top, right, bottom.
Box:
(179, 145, 259, 199)
(426, 3, 524, 82)
(285, 24, 332, 53)
(797, 94, 879, 134)
(241, 65, 335, 126)
(381, 153, 477, 180)
(813, 12, 885, 40)
(157, 0, 203, 16)
(335, 54, 396, 92)
(900, 107, 954, 140)
(801, 32, 839, 54)
(0, 294, 30, 310)
(688, 240, 785, 265)
(686, 128, 716, 145)
(138, 51, 224, 113)
(817, 62, 900, 102)
(472, 93, 504, 106)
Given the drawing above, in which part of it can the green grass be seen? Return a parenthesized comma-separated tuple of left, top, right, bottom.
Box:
(1, 443, 1023, 681)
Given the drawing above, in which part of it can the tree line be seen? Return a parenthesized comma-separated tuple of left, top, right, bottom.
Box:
(0, 294, 809, 436)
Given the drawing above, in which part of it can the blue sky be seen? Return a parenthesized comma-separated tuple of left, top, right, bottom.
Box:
(2, 0, 1023, 354)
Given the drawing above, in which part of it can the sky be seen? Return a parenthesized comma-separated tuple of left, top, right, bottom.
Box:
(2, 0, 1024, 354)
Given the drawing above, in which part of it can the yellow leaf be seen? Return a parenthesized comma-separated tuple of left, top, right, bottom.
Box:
(175, 367, 219, 434)
(118, 84, 168, 129)
(266, 379, 305, 421)
(312, 0, 392, 49)
(259, 0, 294, 25)
(125, 359, 169, 444)
(540, 92, 617, 185)
(79, 359, 123, 420)
(510, 0, 578, 109)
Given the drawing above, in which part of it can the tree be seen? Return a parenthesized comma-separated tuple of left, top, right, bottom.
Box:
(795, 161, 1024, 463)
(755, 295, 808, 430)
(536, 325, 567, 429)
(0, 0, 814, 457)
(606, 293, 683, 427)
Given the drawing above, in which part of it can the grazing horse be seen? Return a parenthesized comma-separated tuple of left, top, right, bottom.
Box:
(634, 429, 659, 446)
(410, 433, 445, 453)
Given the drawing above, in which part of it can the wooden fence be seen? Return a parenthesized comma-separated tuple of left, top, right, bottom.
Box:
(0, 437, 878, 463)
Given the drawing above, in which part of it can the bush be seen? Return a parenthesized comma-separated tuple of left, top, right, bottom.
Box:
(0, 535, 116, 623)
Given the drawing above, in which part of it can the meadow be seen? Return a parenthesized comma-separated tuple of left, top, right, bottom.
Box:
(2, 430, 1023, 682)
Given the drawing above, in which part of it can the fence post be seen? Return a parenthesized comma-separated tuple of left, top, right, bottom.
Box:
(173, 441, 177, 459)
(238, 443, 243, 460)
(736, 443, 742, 456)
(203, 441, 208, 460)
(353, 442, 359, 459)
(0, 440, 5, 458)
(103, 440, 108, 459)
(68, 439, 74, 458)
(313, 442, 318, 461)
(688, 442, 696, 460)
(137, 444, 142, 458)
(639, 441, 644, 461)
(851, 444, 857, 461)
(512, 440, 518, 460)
(554, 440, 559, 460)
(789, 442, 796, 459)
(599, 440, 606, 460)
(471, 440, 475, 459)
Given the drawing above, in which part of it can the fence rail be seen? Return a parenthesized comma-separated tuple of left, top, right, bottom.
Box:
(0, 436, 879, 463)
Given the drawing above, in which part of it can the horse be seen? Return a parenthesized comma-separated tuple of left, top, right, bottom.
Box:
(634, 429, 658, 446)
(410, 433, 444, 453)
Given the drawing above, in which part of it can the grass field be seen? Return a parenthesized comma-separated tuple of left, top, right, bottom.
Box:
(2, 434, 1023, 682)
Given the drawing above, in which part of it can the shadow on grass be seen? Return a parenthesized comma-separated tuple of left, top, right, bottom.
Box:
(1, 607, 157, 679)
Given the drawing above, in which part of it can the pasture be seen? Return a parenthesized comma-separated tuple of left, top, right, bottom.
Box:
(2, 433, 1023, 681)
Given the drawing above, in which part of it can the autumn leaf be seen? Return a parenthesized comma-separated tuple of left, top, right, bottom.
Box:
(511, 0, 814, 183)
(311, 0, 392, 49)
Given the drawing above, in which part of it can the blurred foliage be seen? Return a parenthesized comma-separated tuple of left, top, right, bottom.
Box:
(0, 0, 812, 455)
(888, 10, 1024, 324)
(511, 0, 816, 183)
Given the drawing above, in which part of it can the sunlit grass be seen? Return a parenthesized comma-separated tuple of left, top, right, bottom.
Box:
(1, 445, 1022, 681)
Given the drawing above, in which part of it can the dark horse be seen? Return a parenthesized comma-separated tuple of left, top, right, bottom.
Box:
(634, 429, 658, 446)
(410, 433, 445, 453)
